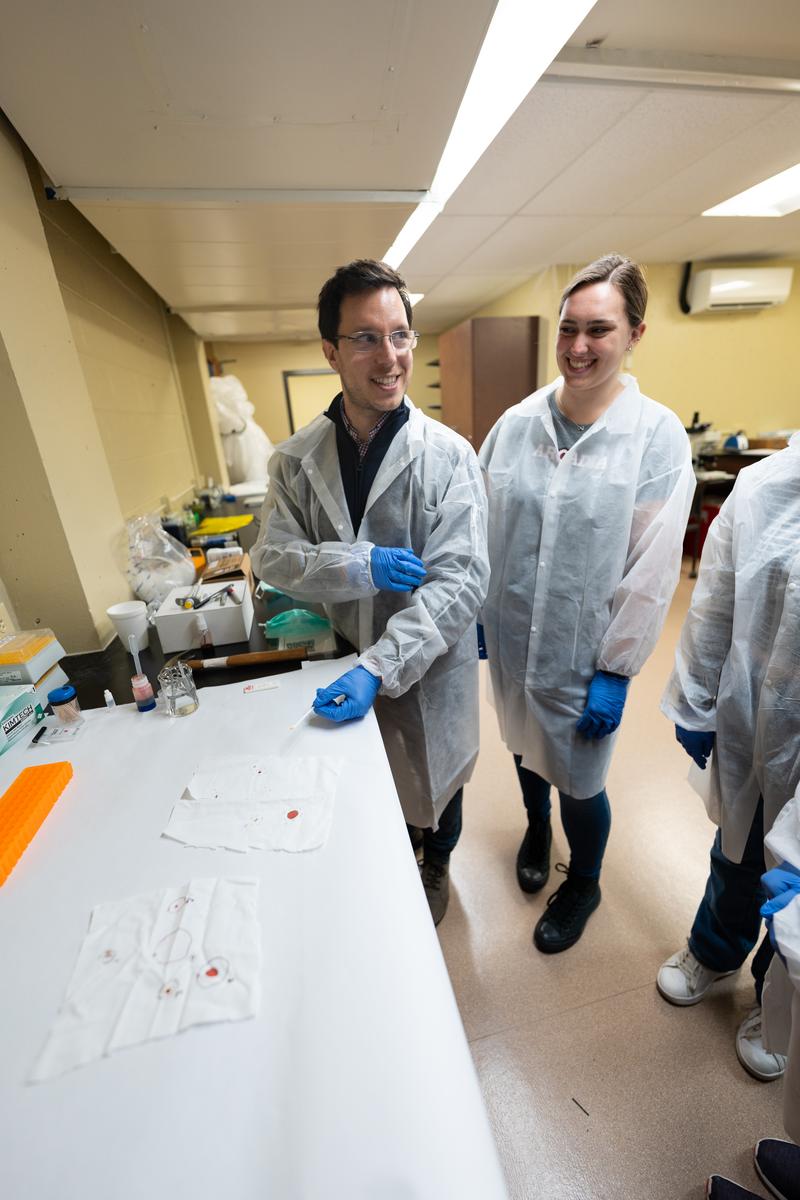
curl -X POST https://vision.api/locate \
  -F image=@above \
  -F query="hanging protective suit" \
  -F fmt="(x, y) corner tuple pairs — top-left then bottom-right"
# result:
(762, 785), (800, 1141)
(250, 399), (489, 828)
(210, 374), (275, 484)
(479, 374), (694, 799)
(661, 434), (800, 861)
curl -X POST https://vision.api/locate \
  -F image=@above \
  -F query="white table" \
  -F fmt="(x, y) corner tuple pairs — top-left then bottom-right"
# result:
(0, 659), (507, 1200)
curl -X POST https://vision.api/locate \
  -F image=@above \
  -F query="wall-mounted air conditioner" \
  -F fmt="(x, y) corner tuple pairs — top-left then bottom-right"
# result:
(687, 267), (793, 313)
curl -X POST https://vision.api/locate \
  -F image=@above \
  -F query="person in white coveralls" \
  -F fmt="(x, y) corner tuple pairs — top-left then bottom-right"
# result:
(659, 432), (800, 1086)
(479, 254), (694, 954)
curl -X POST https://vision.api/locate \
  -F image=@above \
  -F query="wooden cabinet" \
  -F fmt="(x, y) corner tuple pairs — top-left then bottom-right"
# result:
(438, 316), (540, 449)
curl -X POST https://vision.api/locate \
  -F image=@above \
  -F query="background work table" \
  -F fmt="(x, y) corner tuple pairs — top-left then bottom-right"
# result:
(0, 660), (507, 1200)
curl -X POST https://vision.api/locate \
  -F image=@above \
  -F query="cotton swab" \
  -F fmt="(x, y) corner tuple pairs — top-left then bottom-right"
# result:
(128, 634), (143, 676)
(289, 693), (346, 730)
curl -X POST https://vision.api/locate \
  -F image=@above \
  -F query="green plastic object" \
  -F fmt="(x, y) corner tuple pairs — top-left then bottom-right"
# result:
(263, 609), (332, 637)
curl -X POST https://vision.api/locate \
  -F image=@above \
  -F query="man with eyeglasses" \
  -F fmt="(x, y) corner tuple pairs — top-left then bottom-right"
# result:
(251, 259), (489, 923)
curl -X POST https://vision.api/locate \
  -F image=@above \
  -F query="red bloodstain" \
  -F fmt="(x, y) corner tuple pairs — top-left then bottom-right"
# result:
(286, 809), (299, 820)
(206, 967), (219, 978)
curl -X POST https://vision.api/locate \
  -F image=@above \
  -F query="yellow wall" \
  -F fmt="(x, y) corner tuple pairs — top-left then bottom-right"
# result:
(208, 334), (443, 443)
(0, 119), (126, 649)
(472, 259), (800, 435)
(35, 186), (199, 516)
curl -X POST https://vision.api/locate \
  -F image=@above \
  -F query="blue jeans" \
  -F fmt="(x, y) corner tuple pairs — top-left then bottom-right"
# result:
(513, 756), (611, 880)
(689, 797), (773, 1002)
(407, 788), (463, 863)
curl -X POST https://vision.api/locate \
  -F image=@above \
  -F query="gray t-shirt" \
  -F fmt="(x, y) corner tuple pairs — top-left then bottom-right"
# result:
(547, 391), (594, 459)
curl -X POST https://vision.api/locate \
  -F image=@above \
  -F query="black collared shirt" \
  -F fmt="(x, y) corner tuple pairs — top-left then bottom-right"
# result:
(325, 394), (410, 534)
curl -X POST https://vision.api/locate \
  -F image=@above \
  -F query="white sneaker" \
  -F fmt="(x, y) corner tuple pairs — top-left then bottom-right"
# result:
(736, 1006), (787, 1081)
(656, 945), (738, 1006)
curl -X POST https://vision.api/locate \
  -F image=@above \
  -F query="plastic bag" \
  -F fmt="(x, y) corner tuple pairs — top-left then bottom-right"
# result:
(210, 375), (275, 485)
(263, 609), (331, 637)
(125, 513), (196, 609)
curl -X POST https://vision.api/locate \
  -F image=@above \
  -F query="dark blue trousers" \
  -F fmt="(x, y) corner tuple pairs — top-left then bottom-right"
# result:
(407, 788), (463, 863)
(688, 797), (774, 1003)
(513, 756), (611, 880)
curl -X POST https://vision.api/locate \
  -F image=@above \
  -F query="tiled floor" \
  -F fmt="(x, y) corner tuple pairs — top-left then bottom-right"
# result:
(439, 567), (786, 1200)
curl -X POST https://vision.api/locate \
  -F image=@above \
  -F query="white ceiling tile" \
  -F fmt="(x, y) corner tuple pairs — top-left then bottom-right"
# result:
(552, 215), (693, 264)
(402, 215), (509, 275)
(422, 273), (530, 309)
(455, 216), (594, 273)
(0, 0), (496, 190)
(621, 97), (800, 217)
(6, 0), (800, 345)
(446, 80), (646, 216)
(182, 309), (319, 341)
(520, 88), (788, 217)
(73, 202), (415, 245)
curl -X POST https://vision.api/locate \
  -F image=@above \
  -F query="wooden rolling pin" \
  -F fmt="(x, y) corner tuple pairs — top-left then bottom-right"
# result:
(185, 648), (307, 670)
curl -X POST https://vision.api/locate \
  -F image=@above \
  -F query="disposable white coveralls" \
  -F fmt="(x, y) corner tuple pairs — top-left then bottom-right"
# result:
(210, 374), (275, 484)
(762, 785), (800, 1141)
(480, 374), (694, 799)
(250, 399), (489, 828)
(661, 434), (800, 861)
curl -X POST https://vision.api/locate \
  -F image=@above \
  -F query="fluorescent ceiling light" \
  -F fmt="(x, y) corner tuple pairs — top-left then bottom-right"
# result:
(408, 293), (425, 306)
(384, 0), (597, 268)
(703, 162), (800, 217)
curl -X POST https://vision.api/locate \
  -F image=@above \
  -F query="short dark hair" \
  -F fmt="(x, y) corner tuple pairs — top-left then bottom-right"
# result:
(560, 254), (648, 328)
(317, 259), (413, 342)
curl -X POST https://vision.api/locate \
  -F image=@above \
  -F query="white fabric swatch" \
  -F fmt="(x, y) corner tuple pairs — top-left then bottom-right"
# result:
(30, 877), (261, 1083)
(163, 754), (342, 852)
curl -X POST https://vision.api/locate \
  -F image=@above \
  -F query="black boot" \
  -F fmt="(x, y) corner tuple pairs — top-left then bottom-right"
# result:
(533, 864), (601, 953)
(516, 817), (552, 893)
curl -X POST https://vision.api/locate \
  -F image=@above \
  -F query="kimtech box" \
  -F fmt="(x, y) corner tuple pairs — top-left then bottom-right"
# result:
(0, 685), (45, 756)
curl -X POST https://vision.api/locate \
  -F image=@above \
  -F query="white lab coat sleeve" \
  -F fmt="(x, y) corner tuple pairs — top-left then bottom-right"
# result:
(765, 788), (800, 871)
(774, 895), (800, 991)
(250, 454), (378, 602)
(597, 419), (695, 677)
(660, 491), (736, 731)
(358, 448), (489, 696)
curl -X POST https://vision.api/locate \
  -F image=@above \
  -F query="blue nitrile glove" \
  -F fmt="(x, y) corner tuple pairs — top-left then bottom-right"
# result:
(370, 547), (426, 592)
(477, 623), (488, 660)
(760, 862), (800, 957)
(675, 726), (716, 770)
(576, 670), (630, 739)
(312, 665), (381, 723)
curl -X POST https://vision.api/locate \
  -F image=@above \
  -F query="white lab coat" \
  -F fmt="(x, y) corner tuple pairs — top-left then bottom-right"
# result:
(762, 785), (800, 1141)
(251, 399), (489, 828)
(480, 375), (694, 799)
(661, 434), (800, 861)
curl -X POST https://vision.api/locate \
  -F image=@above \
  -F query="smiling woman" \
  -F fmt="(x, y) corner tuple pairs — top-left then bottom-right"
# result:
(479, 252), (695, 956)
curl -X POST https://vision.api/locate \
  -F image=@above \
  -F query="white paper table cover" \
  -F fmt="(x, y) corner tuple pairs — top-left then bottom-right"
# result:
(0, 658), (507, 1199)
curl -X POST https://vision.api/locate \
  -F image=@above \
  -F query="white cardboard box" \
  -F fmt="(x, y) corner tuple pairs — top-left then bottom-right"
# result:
(154, 581), (254, 652)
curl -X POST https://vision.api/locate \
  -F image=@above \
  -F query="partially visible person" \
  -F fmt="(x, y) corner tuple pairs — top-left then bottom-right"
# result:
(706, 1137), (800, 1199)
(658, 433), (800, 1082)
(479, 253), (694, 953)
(761, 778), (800, 1139)
(251, 259), (489, 924)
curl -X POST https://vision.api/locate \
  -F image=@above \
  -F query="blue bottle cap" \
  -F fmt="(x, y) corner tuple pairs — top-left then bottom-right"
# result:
(48, 684), (76, 704)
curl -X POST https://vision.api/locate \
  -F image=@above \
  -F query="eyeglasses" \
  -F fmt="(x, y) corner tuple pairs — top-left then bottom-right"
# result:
(335, 330), (418, 353)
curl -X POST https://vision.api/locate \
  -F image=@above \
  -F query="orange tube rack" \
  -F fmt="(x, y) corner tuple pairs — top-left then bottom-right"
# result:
(0, 761), (74, 886)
